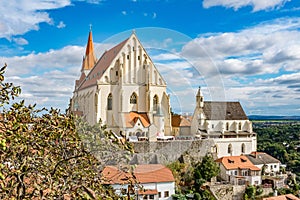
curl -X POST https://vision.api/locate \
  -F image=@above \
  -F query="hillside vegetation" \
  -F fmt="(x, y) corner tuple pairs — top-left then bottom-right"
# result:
(254, 121), (300, 180)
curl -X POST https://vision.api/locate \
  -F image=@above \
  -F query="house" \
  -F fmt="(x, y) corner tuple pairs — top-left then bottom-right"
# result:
(216, 155), (261, 185)
(102, 164), (175, 200)
(190, 87), (257, 157)
(70, 30), (172, 141)
(246, 152), (287, 188)
(262, 194), (300, 200)
(246, 152), (281, 175)
(171, 115), (191, 137)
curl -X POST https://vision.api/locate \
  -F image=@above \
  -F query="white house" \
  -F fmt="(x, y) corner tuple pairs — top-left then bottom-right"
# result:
(246, 152), (281, 175)
(190, 87), (257, 158)
(70, 31), (172, 141)
(216, 155), (261, 186)
(102, 164), (175, 200)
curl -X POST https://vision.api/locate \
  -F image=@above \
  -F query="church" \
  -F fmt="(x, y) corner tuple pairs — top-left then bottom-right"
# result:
(70, 30), (257, 157)
(70, 30), (172, 141)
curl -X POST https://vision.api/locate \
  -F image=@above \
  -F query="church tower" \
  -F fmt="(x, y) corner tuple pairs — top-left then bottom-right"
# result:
(196, 86), (204, 108)
(81, 29), (97, 75)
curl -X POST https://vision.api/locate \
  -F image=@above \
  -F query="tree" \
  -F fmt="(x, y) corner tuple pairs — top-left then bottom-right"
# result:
(0, 64), (133, 199)
(193, 154), (220, 192)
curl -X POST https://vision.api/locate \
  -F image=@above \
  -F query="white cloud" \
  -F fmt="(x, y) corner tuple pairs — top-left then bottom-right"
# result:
(202, 0), (290, 12)
(12, 37), (29, 45)
(121, 11), (127, 15)
(181, 17), (300, 77)
(0, 0), (71, 39)
(57, 21), (66, 29)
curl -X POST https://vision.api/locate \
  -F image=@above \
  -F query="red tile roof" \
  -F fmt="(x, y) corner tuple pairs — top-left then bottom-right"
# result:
(102, 164), (175, 185)
(123, 112), (150, 128)
(172, 115), (191, 127)
(263, 194), (300, 200)
(216, 156), (260, 171)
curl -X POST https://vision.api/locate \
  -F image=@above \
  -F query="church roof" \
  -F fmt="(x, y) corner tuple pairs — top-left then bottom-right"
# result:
(203, 101), (248, 120)
(216, 155), (260, 171)
(77, 37), (129, 90)
(123, 112), (150, 128)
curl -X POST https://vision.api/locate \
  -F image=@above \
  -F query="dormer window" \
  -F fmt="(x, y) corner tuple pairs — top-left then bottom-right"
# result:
(130, 93), (137, 104)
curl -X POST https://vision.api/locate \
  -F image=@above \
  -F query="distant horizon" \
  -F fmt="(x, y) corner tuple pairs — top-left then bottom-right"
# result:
(0, 1), (300, 116)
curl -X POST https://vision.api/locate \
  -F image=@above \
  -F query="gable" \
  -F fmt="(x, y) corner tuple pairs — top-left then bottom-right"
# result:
(77, 33), (166, 90)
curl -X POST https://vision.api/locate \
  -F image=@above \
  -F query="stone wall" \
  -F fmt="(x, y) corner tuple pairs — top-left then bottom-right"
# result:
(130, 139), (216, 165)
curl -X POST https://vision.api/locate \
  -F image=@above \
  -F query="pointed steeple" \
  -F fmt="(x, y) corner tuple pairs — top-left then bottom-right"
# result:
(81, 29), (97, 75)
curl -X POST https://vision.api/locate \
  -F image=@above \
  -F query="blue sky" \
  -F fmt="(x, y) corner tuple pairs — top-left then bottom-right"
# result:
(0, 0), (300, 116)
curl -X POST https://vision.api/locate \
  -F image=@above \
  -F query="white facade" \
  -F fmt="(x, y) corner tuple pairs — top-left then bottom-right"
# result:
(109, 182), (174, 200)
(191, 87), (257, 158)
(71, 32), (172, 140)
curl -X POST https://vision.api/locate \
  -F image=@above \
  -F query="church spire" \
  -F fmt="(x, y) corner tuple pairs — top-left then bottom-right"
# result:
(81, 28), (97, 74)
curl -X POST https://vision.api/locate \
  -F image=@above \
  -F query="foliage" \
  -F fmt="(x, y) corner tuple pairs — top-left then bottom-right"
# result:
(244, 185), (256, 200)
(0, 64), (132, 199)
(193, 154), (220, 192)
(254, 121), (300, 180)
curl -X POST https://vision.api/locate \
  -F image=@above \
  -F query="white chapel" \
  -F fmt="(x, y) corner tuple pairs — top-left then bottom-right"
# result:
(71, 31), (172, 140)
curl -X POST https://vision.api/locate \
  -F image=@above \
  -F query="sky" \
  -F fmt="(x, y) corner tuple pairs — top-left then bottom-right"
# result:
(0, 0), (300, 116)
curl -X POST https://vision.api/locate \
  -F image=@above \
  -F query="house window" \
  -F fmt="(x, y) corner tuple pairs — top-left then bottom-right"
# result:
(274, 165), (277, 168)
(149, 195), (154, 199)
(234, 171), (237, 175)
(228, 144), (232, 154)
(158, 192), (161, 198)
(153, 95), (159, 111)
(143, 195), (148, 199)
(130, 93), (137, 104)
(212, 124), (214, 129)
(116, 71), (118, 76)
(127, 55), (130, 59)
(107, 93), (112, 110)
(241, 143), (245, 153)
(164, 191), (169, 197)
(138, 56), (140, 60)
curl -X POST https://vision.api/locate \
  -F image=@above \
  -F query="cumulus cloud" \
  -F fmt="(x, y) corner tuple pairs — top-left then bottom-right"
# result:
(0, 0), (71, 39)
(202, 0), (290, 12)
(181, 17), (300, 77)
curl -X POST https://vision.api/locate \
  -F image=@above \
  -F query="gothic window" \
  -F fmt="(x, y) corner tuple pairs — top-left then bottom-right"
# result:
(130, 93), (137, 104)
(226, 122), (229, 131)
(228, 144), (232, 154)
(239, 122), (242, 130)
(107, 93), (112, 110)
(153, 95), (159, 111)
(95, 93), (98, 111)
(241, 143), (245, 153)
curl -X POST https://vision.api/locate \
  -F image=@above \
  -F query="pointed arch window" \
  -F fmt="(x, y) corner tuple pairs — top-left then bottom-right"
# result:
(153, 95), (159, 112)
(228, 144), (232, 154)
(241, 143), (245, 154)
(226, 122), (229, 131)
(130, 93), (137, 104)
(107, 93), (112, 110)
(239, 122), (242, 130)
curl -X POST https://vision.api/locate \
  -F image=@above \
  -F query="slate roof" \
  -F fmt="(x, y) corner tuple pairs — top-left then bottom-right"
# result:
(216, 156), (260, 171)
(203, 101), (248, 120)
(102, 164), (175, 185)
(246, 152), (281, 165)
